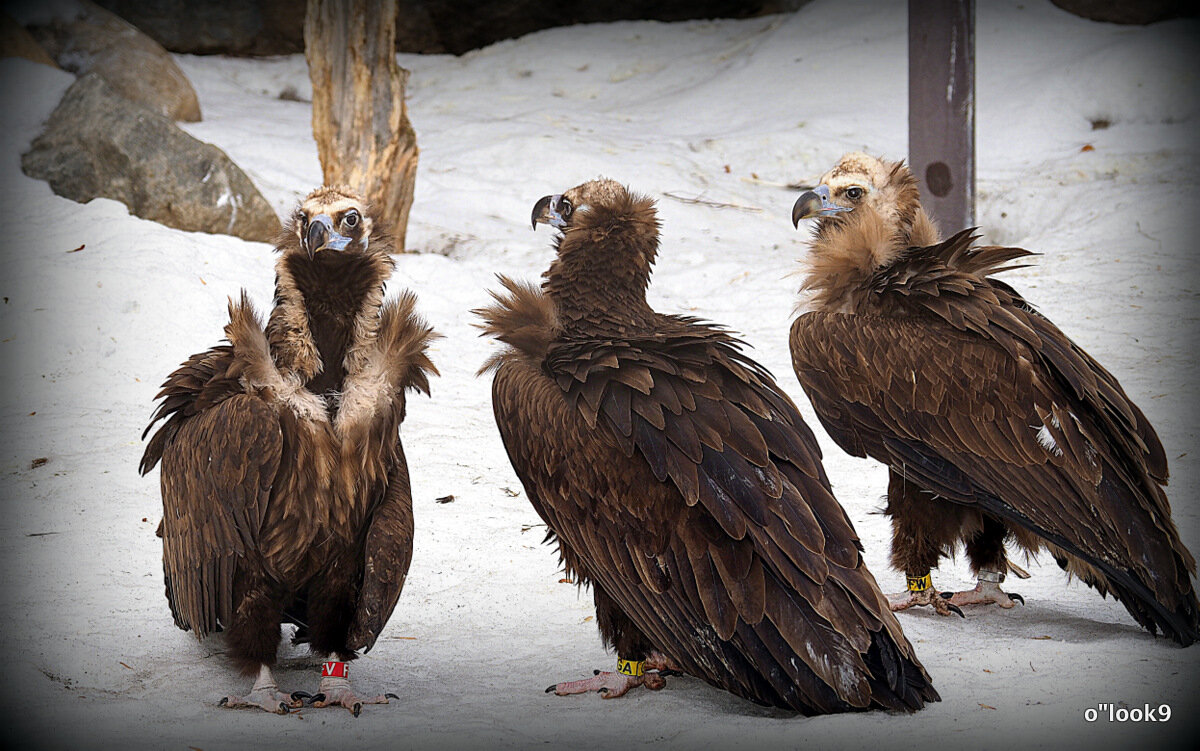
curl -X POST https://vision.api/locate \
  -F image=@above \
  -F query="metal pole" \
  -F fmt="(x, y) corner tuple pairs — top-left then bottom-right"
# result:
(909, 0), (975, 233)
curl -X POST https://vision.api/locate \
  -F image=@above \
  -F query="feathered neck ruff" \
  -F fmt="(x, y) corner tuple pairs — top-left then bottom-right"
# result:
(541, 190), (661, 336)
(267, 243), (396, 383)
(800, 204), (940, 314)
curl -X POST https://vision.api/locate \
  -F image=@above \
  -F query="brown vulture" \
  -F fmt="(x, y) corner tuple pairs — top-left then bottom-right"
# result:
(476, 178), (938, 713)
(788, 152), (1199, 645)
(139, 186), (438, 713)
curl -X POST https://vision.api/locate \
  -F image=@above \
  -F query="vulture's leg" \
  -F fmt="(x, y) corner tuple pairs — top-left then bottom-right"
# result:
(944, 514), (1024, 608)
(219, 581), (301, 713)
(218, 664), (300, 714)
(547, 585), (668, 698)
(301, 569), (395, 716)
(883, 471), (964, 618)
(644, 650), (685, 676)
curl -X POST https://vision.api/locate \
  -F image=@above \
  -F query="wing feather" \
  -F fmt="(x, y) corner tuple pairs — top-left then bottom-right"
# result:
(157, 394), (281, 638)
(490, 317), (937, 712)
(347, 440), (416, 652)
(791, 308), (1198, 644)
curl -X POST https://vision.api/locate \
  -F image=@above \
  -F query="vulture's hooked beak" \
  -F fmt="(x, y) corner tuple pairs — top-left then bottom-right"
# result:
(303, 213), (352, 258)
(792, 185), (851, 227)
(531, 194), (573, 230)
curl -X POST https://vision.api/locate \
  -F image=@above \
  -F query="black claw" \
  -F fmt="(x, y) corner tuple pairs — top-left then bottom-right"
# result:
(352, 703), (362, 718)
(948, 602), (966, 618)
(1009, 592), (1025, 605)
(545, 684), (558, 693)
(218, 697), (229, 707)
(939, 591), (953, 599)
(278, 702), (290, 714)
(657, 669), (682, 677)
(597, 688), (609, 696)
(311, 692), (326, 704)
(290, 691), (313, 703)
(593, 669), (601, 675)
(385, 692), (400, 700)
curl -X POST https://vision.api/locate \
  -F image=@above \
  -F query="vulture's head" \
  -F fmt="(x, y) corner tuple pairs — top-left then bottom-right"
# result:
(791, 152), (925, 243)
(789, 154), (941, 309)
(282, 186), (387, 261)
(530, 178), (628, 231)
(531, 178), (661, 299)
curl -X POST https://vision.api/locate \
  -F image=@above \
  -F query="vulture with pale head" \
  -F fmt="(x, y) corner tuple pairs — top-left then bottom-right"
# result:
(140, 186), (438, 713)
(789, 152), (1198, 645)
(477, 178), (938, 713)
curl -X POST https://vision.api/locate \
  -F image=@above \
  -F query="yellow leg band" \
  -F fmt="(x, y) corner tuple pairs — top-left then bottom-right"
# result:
(907, 573), (933, 592)
(616, 659), (644, 677)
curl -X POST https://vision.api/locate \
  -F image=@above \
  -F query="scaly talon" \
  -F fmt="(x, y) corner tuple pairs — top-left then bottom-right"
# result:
(306, 676), (392, 716)
(889, 583), (964, 617)
(549, 670), (648, 699)
(945, 578), (1024, 609)
(218, 666), (301, 714)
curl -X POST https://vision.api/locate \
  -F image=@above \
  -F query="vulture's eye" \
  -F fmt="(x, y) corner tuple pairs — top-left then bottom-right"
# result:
(344, 210), (360, 228)
(845, 187), (865, 201)
(557, 198), (573, 218)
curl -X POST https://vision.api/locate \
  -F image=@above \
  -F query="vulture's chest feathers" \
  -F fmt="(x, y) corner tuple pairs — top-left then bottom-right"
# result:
(286, 253), (380, 402)
(259, 253), (395, 573)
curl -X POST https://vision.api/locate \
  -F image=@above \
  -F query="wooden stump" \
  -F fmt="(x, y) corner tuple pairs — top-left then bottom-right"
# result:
(305, 0), (418, 250)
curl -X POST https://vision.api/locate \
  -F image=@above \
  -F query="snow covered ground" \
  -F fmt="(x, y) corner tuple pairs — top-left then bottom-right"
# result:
(1, 1), (1198, 748)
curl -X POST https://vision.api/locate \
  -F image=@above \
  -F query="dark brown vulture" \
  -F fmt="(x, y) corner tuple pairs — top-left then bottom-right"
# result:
(476, 178), (938, 713)
(789, 152), (1199, 645)
(140, 186), (437, 713)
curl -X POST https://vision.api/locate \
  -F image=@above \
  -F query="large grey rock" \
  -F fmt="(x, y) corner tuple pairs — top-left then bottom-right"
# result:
(22, 73), (279, 243)
(19, 0), (201, 121)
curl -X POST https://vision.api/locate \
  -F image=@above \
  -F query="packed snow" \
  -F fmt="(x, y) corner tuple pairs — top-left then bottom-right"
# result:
(1, 1), (1197, 748)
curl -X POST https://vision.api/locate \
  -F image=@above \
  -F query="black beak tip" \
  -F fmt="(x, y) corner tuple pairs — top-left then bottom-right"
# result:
(305, 218), (329, 255)
(792, 191), (821, 229)
(531, 195), (553, 230)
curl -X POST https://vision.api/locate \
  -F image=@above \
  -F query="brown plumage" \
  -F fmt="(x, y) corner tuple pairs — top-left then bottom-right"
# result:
(789, 152), (1198, 644)
(140, 186), (437, 712)
(477, 178), (938, 713)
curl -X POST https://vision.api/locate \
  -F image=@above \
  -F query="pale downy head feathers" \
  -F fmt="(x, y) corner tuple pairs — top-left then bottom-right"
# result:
(793, 153), (941, 312)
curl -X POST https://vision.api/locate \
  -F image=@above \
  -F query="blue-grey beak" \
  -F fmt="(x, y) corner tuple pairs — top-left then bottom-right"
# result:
(531, 194), (571, 230)
(792, 184), (851, 227)
(304, 213), (352, 257)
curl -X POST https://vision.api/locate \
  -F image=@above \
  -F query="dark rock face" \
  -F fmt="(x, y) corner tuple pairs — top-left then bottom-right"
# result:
(1050, 0), (1196, 24)
(94, 0), (305, 56)
(0, 12), (58, 67)
(399, 0), (800, 55)
(95, 0), (809, 56)
(24, 0), (201, 121)
(22, 73), (279, 242)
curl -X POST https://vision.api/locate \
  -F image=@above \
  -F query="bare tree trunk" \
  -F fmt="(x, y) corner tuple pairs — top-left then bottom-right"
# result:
(305, 0), (418, 250)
